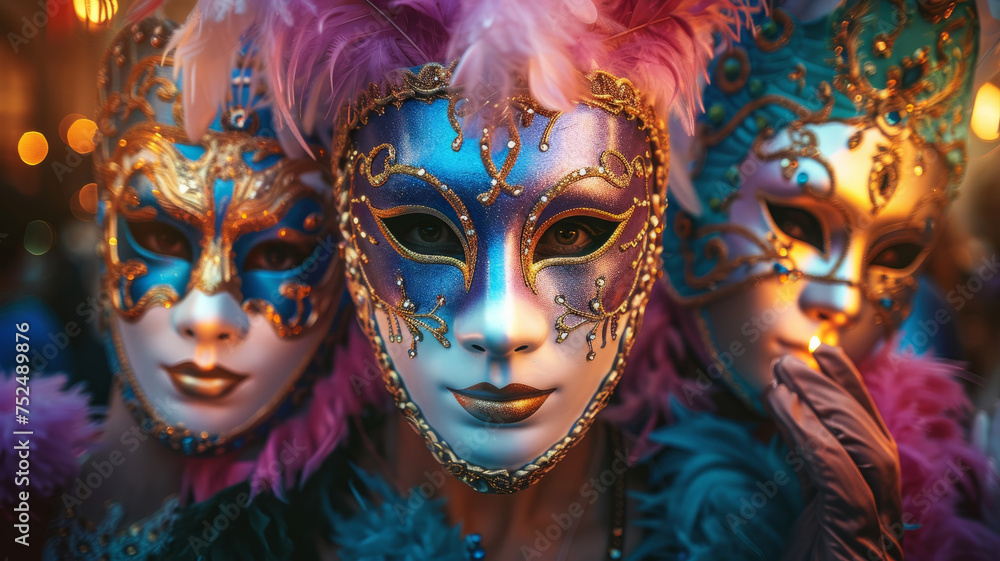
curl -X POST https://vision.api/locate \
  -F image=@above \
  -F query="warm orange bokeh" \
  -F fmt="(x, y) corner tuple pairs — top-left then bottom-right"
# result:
(67, 118), (98, 154)
(18, 131), (48, 165)
(73, 0), (118, 25)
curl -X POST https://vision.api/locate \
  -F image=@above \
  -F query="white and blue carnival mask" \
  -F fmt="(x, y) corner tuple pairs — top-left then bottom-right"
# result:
(338, 64), (665, 492)
(95, 18), (343, 455)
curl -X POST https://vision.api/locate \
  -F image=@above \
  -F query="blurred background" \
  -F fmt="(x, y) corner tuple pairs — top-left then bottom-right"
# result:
(2, 0), (1000, 411)
(0, 0), (195, 404)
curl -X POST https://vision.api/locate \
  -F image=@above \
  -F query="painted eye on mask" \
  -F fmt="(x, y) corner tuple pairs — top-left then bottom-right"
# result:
(368, 203), (474, 288)
(870, 242), (923, 270)
(381, 212), (465, 260)
(534, 216), (617, 261)
(765, 201), (826, 253)
(244, 240), (315, 271)
(129, 220), (193, 261)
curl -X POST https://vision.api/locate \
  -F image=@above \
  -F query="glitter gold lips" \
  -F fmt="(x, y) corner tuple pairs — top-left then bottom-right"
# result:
(165, 362), (248, 399)
(448, 382), (555, 424)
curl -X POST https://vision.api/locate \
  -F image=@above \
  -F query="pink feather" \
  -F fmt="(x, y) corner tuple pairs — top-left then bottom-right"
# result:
(447, 0), (591, 113)
(610, 285), (1000, 557)
(269, 0), (451, 135)
(166, 1), (261, 141)
(603, 280), (718, 460)
(590, 0), (754, 132)
(858, 343), (1000, 561)
(158, 0), (752, 150)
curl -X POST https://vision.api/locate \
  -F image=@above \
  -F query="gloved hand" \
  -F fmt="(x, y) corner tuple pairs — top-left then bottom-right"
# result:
(765, 344), (902, 561)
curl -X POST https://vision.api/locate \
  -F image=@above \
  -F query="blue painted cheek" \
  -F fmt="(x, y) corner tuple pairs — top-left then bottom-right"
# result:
(233, 198), (336, 323)
(116, 215), (193, 307)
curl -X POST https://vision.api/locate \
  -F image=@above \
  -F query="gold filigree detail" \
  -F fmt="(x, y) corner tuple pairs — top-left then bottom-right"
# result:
(754, 8), (795, 53)
(97, 54), (184, 140)
(751, 125), (837, 199)
(832, 0), (975, 193)
(527, 206), (638, 290)
(554, 277), (627, 362)
(520, 150), (647, 292)
(99, 119), (335, 336)
(702, 84), (835, 148)
(353, 143), (478, 289)
(365, 202), (473, 288)
(868, 144), (901, 214)
(511, 99), (562, 152)
(374, 272), (450, 359)
(475, 113), (525, 204)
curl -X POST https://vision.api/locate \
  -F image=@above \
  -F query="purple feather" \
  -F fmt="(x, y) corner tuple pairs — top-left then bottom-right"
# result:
(0, 374), (100, 507)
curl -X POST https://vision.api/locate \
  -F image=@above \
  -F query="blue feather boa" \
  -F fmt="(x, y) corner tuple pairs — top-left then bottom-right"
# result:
(629, 400), (803, 560)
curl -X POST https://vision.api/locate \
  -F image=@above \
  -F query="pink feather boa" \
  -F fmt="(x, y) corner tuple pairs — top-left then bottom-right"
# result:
(180, 322), (390, 502)
(610, 282), (1000, 558)
(858, 345), (1000, 559)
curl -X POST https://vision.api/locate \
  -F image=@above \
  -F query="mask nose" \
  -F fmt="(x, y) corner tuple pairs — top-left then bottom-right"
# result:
(798, 239), (866, 329)
(797, 280), (863, 328)
(454, 252), (549, 357)
(455, 295), (549, 357)
(171, 290), (250, 345)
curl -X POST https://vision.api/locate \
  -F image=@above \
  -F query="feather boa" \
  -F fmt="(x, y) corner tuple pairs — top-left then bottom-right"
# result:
(608, 282), (1000, 559)
(631, 403), (802, 560)
(180, 322), (389, 502)
(323, 467), (468, 561)
(604, 281), (717, 459)
(0, 373), (99, 508)
(156, 481), (297, 561)
(857, 345), (1000, 560)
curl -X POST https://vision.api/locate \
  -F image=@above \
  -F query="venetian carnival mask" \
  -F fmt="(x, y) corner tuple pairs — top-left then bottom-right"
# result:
(95, 18), (342, 454)
(663, 0), (978, 407)
(338, 64), (665, 492)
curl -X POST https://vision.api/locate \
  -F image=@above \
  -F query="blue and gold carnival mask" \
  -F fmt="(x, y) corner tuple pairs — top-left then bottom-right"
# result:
(337, 64), (666, 492)
(95, 18), (342, 454)
(662, 0), (978, 407)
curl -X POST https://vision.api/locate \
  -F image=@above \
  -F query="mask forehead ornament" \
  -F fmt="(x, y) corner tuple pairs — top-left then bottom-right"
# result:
(337, 63), (666, 492)
(95, 18), (340, 454)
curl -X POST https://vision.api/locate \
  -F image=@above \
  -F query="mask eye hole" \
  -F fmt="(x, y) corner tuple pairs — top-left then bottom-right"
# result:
(244, 240), (314, 271)
(128, 220), (193, 261)
(381, 213), (465, 260)
(533, 216), (618, 263)
(764, 200), (826, 253)
(870, 242), (923, 270)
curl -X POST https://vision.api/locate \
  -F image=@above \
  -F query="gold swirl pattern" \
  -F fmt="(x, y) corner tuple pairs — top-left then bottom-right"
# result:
(376, 272), (450, 359)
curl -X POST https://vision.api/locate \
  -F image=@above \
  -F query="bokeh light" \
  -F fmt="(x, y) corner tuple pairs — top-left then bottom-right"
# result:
(73, 0), (118, 25)
(972, 82), (1000, 141)
(24, 220), (55, 256)
(59, 113), (86, 144)
(67, 118), (98, 154)
(79, 183), (98, 214)
(18, 131), (48, 165)
(71, 183), (99, 222)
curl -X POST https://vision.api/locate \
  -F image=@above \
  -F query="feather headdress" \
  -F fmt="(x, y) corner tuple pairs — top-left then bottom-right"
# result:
(132, 0), (753, 144)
